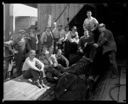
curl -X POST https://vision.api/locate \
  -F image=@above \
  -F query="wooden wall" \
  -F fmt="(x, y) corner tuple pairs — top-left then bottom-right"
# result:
(38, 4), (84, 32)
(4, 4), (14, 41)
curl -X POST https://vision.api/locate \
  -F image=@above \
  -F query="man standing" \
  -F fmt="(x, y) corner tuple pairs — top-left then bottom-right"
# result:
(52, 24), (65, 52)
(93, 23), (118, 78)
(28, 28), (38, 52)
(40, 26), (54, 52)
(83, 10), (99, 44)
(83, 10), (99, 32)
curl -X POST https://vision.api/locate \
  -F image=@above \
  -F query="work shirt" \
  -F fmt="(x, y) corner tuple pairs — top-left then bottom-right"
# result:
(97, 29), (117, 54)
(66, 31), (79, 44)
(49, 54), (58, 67)
(56, 54), (69, 67)
(22, 57), (44, 71)
(40, 31), (54, 48)
(79, 35), (94, 50)
(52, 28), (60, 40)
(83, 16), (98, 31)
(28, 36), (37, 50)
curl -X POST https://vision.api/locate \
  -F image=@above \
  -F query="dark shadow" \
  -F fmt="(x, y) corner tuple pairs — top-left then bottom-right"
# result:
(12, 75), (34, 85)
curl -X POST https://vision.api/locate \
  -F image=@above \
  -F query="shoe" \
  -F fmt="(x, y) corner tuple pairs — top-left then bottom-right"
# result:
(35, 80), (42, 88)
(40, 79), (48, 88)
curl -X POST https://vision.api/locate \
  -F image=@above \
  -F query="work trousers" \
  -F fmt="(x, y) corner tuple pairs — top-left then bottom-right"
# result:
(23, 68), (43, 81)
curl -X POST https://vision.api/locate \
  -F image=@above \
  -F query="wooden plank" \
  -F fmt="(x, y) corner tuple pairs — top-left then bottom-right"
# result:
(4, 75), (50, 101)
(119, 86), (126, 103)
(120, 67), (126, 85)
(119, 67), (126, 102)
(91, 70), (119, 101)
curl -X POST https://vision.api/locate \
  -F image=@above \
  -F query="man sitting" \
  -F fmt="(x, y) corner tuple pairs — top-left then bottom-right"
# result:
(22, 50), (47, 88)
(55, 49), (69, 68)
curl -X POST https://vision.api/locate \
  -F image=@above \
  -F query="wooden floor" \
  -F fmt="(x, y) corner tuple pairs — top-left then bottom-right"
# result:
(90, 67), (126, 103)
(3, 67), (126, 102)
(3, 75), (50, 101)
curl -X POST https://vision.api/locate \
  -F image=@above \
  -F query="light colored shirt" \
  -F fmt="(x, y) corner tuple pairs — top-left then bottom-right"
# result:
(59, 29), (66, 39)
(49, 54), (58, 67)
(64, 31), (71, 41)
(22, 57), (44, 71)
(83, 16), (98, 31)
(52, 28), (60, 39)
(67, 31), (79, 43)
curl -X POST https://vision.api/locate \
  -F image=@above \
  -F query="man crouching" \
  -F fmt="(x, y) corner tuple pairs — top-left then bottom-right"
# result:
(22, 50), (47, 88)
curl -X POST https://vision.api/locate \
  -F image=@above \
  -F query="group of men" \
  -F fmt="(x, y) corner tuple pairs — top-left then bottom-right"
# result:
(4, 10), (118, 89)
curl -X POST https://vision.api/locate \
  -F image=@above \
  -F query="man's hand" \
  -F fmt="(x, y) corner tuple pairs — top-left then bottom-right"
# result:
(63, 71), (69, 75)
(84, 42), (88, 47)
(79, 48), (83, 53)
(93, 43), (99, 48)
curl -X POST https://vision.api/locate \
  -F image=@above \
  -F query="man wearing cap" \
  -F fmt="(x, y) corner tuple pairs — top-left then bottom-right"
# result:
(93, 23), (118, 78)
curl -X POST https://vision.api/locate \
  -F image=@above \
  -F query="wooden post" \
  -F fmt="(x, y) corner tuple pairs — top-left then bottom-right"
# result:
(3, 3), (10, 41)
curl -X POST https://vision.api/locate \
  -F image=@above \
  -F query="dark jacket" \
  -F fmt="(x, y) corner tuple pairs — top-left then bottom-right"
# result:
(97, 29), (117, 54)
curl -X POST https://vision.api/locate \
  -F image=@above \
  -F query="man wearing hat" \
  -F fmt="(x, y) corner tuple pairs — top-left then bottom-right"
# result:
(93, 23), (118, 78)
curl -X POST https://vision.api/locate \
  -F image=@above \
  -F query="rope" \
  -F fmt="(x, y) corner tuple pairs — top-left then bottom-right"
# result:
(55, 4), (69, 23)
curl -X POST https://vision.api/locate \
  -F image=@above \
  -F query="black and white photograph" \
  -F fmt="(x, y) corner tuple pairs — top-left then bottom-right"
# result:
(3, 2), (127, 102)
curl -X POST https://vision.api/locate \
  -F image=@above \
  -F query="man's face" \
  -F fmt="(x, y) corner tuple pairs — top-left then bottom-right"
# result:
(29, 51), (36, 59)
(46, 27), (51, 32)
(87, 11), (92, 18)
(84, 30), (89, 38)
(65, 27), (69, 31)
(58, 26), (62, 31)
(98, 27), (104, 32)
(57, 50), (62, 56)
